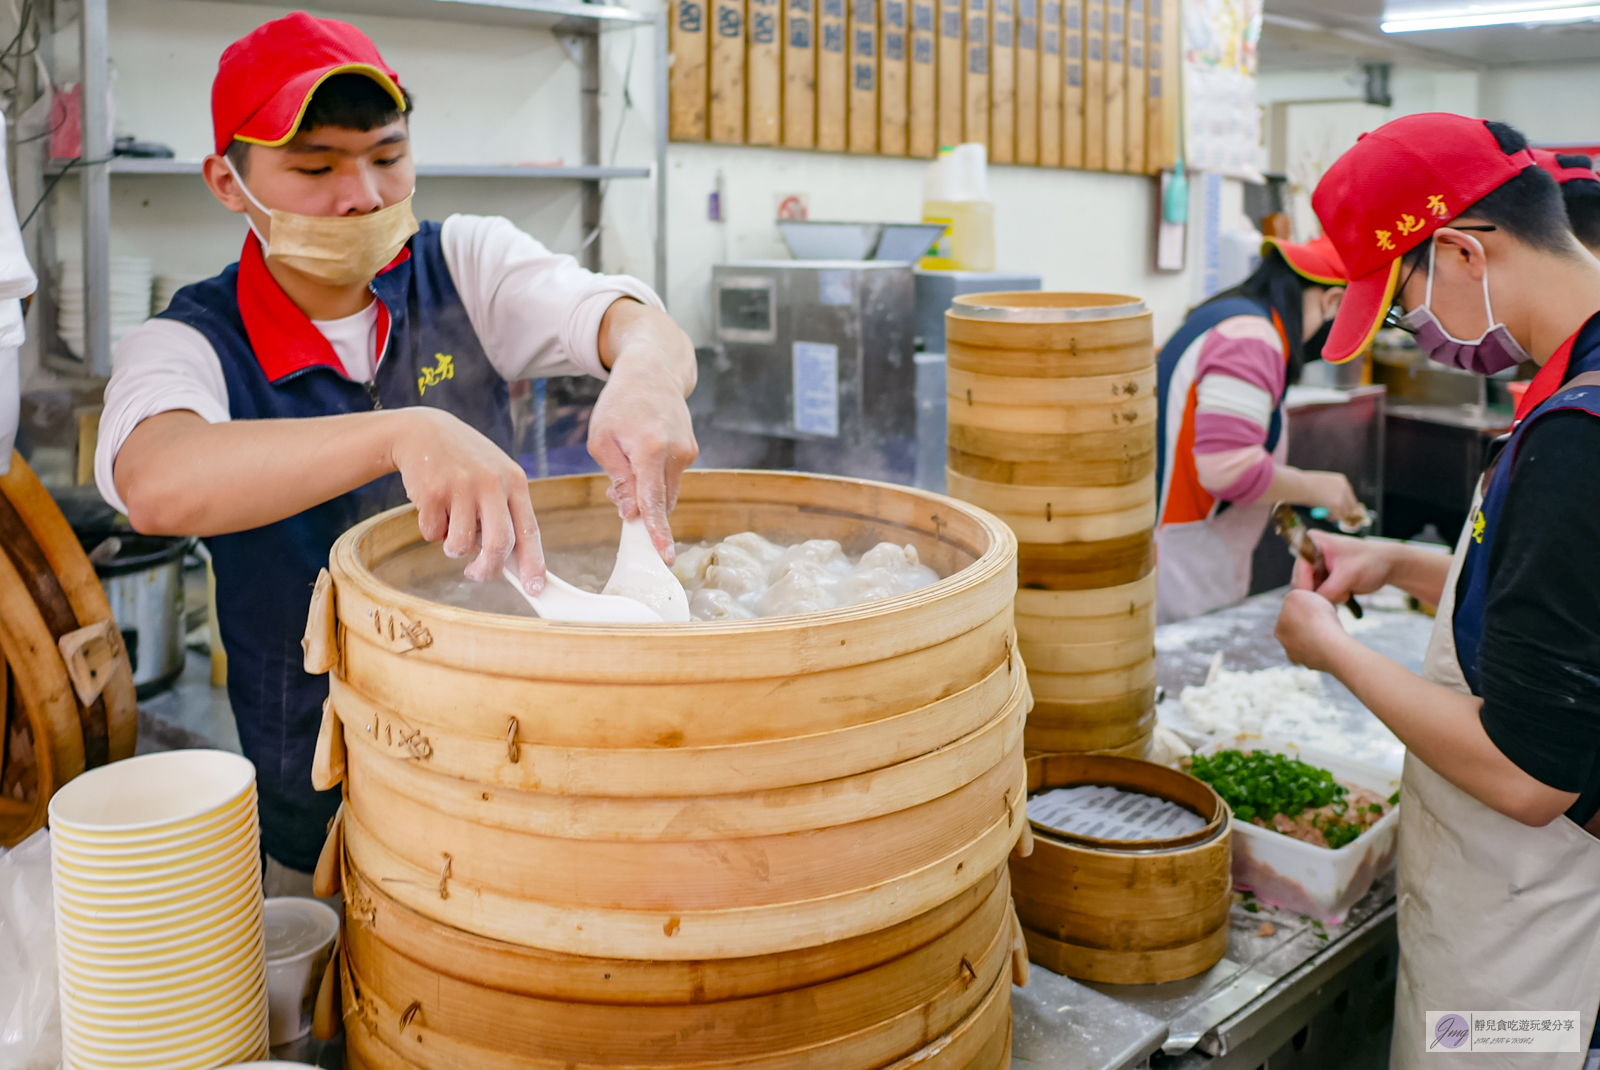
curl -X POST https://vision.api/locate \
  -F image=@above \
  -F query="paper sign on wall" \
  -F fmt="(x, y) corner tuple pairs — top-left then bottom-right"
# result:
(792, 342), (840, 437)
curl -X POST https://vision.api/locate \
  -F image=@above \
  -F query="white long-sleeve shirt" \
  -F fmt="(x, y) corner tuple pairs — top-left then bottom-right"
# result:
(94, 214), (660, 513)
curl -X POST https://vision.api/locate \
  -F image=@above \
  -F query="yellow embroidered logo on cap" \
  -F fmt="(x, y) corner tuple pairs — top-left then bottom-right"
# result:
(1376, 229), (1395, 251)
(1427, 194), (1448, 217)
(418, 353), (455, 396)
(1472, 510), (1486, 544)
(1396, 213), (1424, 236)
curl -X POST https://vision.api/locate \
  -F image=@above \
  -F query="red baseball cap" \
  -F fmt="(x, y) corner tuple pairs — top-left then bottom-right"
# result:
(211, 12), (405, 156)
(1532, 147), (1600, 186)
(1312, 113), (1535, 364)
(1262, 234), (1349, 287)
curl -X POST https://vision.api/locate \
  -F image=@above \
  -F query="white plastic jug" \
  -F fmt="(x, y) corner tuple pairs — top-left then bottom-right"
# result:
(920, 144), (996, 273)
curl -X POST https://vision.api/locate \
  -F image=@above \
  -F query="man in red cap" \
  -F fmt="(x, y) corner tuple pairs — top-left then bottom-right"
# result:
(1152, 232), (1359, 623)
(1274, 114), (1600, 1067)
(92, 14), (699, 890)
(1534, 148), (1600, 258)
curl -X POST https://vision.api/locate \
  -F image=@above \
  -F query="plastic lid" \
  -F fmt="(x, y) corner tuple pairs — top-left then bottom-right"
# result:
(263, 898), (339, 962)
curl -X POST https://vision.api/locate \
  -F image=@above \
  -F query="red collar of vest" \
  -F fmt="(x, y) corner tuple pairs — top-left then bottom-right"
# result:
(1513, 330), (1580, 425)
(236, 233), (408, 383)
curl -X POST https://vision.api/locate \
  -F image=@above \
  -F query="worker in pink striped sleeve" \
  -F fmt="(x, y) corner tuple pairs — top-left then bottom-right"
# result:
(1154, 236), (1364, 623)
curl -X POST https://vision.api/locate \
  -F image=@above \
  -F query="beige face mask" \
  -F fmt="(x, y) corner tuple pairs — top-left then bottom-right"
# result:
(226, 158), (418, 286)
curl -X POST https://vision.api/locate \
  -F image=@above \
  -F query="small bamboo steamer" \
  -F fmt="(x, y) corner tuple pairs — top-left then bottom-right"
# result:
(1010, 754), (1232, 985)
(1016, 535), (1153, 592)
(1025, 693), (1156, 753)
(945, 471), (1155, 520)
(946, 366), (1155, 407)
(945, 292), (1153, 380)
(943, 475), (1154, 545)
(947, 392), (1157, 436)
(945, 424), (1156, 477)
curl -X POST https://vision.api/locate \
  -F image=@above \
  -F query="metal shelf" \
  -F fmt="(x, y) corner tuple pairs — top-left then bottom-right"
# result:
(52, 158), (653, 180)
(205, 0), (655, 31)
(36, 0), (670, 378)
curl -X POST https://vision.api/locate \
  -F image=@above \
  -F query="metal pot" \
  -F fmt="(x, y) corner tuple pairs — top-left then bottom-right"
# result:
(91, 534), (191, 698)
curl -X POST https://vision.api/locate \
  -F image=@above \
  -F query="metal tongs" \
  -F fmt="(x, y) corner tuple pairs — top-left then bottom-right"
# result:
(1272, 503), (1363, 620)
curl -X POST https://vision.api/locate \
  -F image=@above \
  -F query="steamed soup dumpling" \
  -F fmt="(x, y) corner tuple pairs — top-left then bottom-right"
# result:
(756, 558), (841, 617)
(690, 587), (755, 620)
(857, 543), (940, 594)
(703, 543), (770, 602)
(670, 543), (715, 587)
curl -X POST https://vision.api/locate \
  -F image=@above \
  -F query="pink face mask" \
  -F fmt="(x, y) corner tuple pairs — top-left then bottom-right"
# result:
(1396, 235), (1529, 376)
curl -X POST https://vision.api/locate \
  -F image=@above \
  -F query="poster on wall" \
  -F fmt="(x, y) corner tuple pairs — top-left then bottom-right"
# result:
(1182, 0), (1262, 181)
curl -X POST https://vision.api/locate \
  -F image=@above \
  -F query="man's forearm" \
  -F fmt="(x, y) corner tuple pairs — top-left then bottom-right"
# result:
(1381, 542), (1454, 606)
(1323, 635), (1576, 824)
(597, 299), (696, 395)
(114, 409), (404, 536)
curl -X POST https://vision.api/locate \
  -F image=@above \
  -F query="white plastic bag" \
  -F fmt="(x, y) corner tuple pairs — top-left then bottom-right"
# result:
(0, 828), (59, 1070)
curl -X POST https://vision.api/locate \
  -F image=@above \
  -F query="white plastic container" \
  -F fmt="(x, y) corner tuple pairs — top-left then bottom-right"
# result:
(919, 144), (995, 272)
(1193, 735), (1401, 924)
(263, 898), (340, 1046)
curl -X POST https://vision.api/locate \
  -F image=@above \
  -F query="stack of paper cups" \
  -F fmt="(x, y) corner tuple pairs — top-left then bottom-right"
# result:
(48, 750), (269, 1069)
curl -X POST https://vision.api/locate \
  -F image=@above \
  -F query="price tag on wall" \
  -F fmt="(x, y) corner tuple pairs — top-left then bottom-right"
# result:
(793, 342), (841, 437)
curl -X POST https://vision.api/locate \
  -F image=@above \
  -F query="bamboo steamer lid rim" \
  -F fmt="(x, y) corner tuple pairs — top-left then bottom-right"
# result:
(333, 470), (1016, 639)
(949, 292), (1149, 323)
(1025, 753), (1229, 854)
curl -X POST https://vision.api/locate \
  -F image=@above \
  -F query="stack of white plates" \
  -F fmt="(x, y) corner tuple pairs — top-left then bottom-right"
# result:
(152, 274), (207, 316)
(57, 257), (154, 357)
(48, 750), (269, 1069)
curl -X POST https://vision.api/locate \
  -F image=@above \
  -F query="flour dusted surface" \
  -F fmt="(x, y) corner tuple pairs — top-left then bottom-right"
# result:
(1178, 654), (1404, 766)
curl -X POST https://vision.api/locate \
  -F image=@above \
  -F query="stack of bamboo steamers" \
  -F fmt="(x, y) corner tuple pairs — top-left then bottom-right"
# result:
(944, 293), (1158, 759)
(0, 454), (138, 849)
(304, 472), (1030, 1070)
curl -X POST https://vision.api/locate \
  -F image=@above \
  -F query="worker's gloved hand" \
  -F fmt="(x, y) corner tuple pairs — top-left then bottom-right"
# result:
(1293, 529), (1391, 605)
(391, 407), (546, 591)
(1275, 589), (1351, 672)
(588, 304), (700, 564)
(1301, 470), (1361, 523)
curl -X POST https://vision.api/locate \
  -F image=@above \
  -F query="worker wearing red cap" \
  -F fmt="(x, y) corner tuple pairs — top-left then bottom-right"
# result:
(1153, 234), (1360, 623)
(1274, 114), (1600, 1068)
(1534, 148), (1600, 258)
(92, 14), (698, 889)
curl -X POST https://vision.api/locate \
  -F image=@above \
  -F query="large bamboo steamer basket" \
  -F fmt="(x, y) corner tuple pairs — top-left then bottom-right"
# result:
(0, 454), (137, 845)
(340, 737), (1025, 914)
(337, 853), (1013, 1068)
(316, 471), (1026, 962)
(343, 856), (1008, 1006)
(1010, 754), (1232, 985)
(341, 964), (1013, 1070)
(337, 669), (1026, 840)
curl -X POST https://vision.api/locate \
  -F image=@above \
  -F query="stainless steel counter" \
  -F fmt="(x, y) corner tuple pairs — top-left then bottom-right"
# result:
(1013, 588), (1440, 1070)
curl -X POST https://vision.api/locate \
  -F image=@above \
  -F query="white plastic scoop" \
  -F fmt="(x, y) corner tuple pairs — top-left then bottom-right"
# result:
(502, 567), (665, 624)
(602, 518), (692, 623)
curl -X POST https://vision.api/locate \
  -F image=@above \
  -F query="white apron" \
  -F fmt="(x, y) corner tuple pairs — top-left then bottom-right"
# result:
(1155, 432), (1288, 625)
(1391, 486), (1600, 1070)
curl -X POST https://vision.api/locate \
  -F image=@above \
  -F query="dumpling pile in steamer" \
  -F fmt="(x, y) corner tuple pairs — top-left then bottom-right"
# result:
(671, 533), (942, 620)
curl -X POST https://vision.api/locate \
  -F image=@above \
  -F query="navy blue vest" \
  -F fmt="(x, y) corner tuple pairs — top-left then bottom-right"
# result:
(1452, 314), (1600, 695)
(1154, 297), (1286, 515)
(159, 223), (511, 870)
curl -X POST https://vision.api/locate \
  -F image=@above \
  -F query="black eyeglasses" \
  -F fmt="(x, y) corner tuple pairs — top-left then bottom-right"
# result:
(1382, 224), (1498, 333)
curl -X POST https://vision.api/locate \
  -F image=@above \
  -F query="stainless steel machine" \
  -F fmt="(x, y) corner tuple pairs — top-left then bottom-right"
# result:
(710, 261), (916, 483)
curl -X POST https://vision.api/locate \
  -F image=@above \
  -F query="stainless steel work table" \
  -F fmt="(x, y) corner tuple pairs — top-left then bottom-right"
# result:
(1012, 586), (1440, 1070)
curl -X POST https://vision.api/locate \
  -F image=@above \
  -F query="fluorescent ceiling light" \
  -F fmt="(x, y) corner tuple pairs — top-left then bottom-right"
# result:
(1382, 3), (1600, 31)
